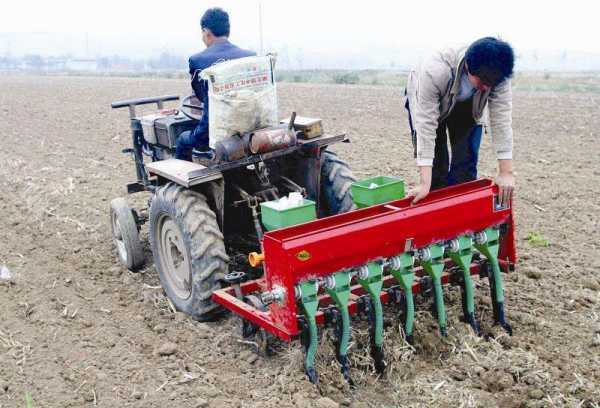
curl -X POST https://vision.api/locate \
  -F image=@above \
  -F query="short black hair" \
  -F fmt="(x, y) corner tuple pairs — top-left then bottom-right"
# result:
(201, 8), (230, 37)
(465, 37), (514, 86)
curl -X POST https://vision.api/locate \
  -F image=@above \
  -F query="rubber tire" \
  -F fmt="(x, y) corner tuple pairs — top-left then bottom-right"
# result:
(149, 183), (229, 321)
(320, 150), (357, 216)
(110, 198), (145, 271)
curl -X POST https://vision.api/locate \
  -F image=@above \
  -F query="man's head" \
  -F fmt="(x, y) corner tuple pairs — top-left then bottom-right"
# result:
(201, 8), (230, 47)
(465, 37), (514, 92)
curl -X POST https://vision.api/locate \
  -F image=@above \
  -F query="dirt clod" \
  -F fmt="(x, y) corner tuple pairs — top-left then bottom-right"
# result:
(196, 323), (214, 338)
(174, 312), (187, 322)
(484, 370), (514, 392)
(524, 375), (539, 386)
(239, 350), (258, 364)
(153, 324), (167, 334)
(524, 267), (542, 280)
(340, 398), (352, 407)
(294, 393), (313, 408)
(203, 387), (220, 398)
(155, 342), (178, 356)
(528, 389), (544, 400)
(196, 398), (209, 408)
(450, 370), (467, 381)
(583, 279), (600, 291)
(315, 397), (340, 408)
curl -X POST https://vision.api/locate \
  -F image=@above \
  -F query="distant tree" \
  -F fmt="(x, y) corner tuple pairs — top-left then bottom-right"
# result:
(332, 72), (360, 85)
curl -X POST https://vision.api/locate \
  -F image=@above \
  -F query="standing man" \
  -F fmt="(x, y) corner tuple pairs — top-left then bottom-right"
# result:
(404, 37), (515, 206)
(176, 7), (255, 160)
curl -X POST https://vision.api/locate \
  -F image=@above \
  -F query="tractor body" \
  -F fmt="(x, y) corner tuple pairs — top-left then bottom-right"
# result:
(110, 94), (356, 320)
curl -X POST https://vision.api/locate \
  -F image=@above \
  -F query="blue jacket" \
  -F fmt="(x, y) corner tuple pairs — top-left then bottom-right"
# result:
(188, 40), (256, 147)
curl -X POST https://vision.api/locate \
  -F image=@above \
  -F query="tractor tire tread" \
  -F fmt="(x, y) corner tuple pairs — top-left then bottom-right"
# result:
(150, 183), (229, 321)
(321, 150), (357, 216)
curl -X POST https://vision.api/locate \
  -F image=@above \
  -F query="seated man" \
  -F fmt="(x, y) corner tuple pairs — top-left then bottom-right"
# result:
(175, 7), (255, 160)
(404, 37), (515, 206)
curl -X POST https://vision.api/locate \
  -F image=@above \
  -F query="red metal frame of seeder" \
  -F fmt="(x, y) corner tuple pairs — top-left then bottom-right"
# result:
(213, 178), (516, 342)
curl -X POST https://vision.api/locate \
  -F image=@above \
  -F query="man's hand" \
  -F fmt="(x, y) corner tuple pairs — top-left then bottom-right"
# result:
(410, 166), (432, 204)
(411, 183), (431, 204)
(495, 159), (515, 207)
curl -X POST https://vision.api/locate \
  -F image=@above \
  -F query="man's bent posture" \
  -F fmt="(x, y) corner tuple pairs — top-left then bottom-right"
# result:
(404, 37), (515, 206)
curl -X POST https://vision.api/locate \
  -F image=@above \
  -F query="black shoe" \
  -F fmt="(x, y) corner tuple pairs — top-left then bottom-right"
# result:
(192, 147), (215, 161)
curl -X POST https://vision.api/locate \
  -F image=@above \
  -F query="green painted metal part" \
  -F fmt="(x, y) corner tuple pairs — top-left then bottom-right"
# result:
(357, 262), (386, 372)
(473, 228), (503, 303)
(447, 235), (481, 334)
(420, 244), (448, 336)
(389, 253), (416, 342)
(324, 270), (354, 383)
(473, 227), (512, 334)
(298, 280), (319, 383)
(357, 262), (384, 346)
(447, 236), (475, 315)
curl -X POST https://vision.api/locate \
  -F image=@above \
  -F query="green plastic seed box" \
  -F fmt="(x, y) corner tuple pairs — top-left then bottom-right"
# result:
(351, 176), (405, 208)
(260, 199), (317, 231)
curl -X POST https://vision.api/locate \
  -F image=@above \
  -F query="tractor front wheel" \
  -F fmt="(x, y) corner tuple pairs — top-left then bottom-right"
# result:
(110, 198), (144, 271)
(149, 183), (229, 321)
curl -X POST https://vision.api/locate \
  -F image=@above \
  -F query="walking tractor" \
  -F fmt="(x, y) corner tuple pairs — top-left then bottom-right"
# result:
(109, 56), (516, 385)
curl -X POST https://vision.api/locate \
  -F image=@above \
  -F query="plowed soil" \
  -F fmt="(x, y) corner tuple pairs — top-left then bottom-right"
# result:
(1, 75), (599, 407)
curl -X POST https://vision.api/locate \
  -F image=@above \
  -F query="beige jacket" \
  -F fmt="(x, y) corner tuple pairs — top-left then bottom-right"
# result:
(405, 47), (513, 166)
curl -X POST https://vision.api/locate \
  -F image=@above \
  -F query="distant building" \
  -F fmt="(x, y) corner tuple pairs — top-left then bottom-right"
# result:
(65, 59), (98, 71)
(46, 57), (67, 71)
(0, 57), (18, 71)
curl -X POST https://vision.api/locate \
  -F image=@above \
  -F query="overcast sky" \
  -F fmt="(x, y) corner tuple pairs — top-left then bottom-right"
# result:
(2, 0), (600, 68)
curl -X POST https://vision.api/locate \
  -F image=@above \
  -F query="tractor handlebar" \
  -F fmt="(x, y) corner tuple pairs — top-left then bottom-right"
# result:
(111, 95), (180, 119)
(111, 95), (179, 109)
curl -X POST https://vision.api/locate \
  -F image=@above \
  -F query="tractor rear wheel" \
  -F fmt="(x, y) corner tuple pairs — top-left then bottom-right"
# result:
(110, 198), (144, 271)
(320, 150), (356, 216)
(149, 183), (229, 321)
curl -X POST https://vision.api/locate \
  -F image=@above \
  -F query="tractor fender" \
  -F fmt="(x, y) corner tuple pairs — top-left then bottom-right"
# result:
(145, 159), (225, 230)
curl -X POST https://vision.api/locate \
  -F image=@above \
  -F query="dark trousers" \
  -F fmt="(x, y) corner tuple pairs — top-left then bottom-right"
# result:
(175, 130), (197, 161)
(175, 122), (209, 160)
(406, 98), (482, 190)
